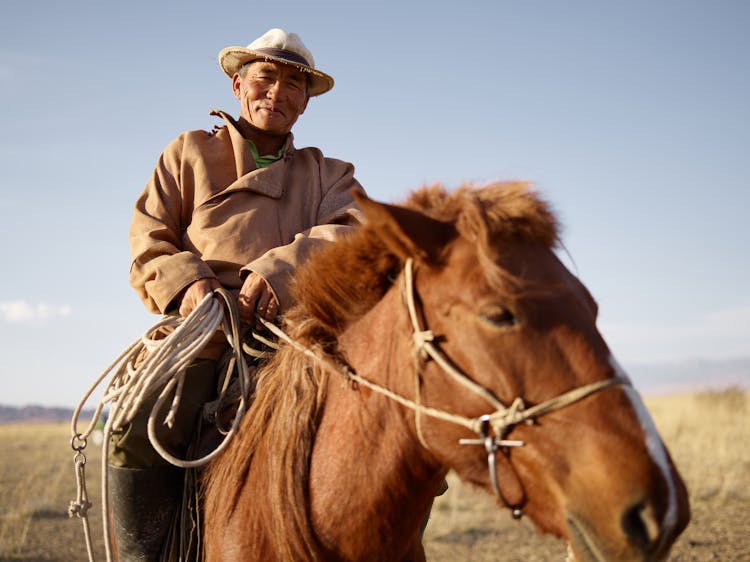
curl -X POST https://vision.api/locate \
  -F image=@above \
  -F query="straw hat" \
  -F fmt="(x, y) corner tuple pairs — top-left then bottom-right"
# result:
(218, 28), (334, 96)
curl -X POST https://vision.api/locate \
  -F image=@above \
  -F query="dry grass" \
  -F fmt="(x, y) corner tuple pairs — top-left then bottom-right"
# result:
(649, 388), (748, 503)
(1, 389), (748, 561)
(0, 422), (104, 561)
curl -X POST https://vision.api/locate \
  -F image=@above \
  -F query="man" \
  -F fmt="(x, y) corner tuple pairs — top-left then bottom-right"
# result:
(110, 28), (363, 561)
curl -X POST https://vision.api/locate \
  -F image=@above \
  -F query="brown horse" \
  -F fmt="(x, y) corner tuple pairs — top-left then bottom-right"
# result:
(201, 183), (690, 562)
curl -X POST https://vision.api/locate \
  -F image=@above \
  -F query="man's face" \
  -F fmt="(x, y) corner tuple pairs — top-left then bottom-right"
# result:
(232, 61), (309, 136)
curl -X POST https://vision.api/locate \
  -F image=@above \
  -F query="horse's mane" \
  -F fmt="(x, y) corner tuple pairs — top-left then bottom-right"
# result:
(294, 181), (559, 338)
(202, 182), (558, 560)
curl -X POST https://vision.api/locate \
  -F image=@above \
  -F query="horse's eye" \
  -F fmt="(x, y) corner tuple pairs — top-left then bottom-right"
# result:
(480, 305), (516, 328)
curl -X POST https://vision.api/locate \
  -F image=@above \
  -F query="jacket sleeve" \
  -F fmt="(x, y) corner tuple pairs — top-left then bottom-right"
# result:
(129, 135), (216, 314)
(242, 159), (364, 311)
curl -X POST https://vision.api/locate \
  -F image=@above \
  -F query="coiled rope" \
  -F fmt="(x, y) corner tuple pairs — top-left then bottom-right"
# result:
(68, 288), (249, 562)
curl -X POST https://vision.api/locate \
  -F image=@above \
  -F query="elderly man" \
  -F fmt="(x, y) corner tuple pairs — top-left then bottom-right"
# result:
(110, 28), (363, 561)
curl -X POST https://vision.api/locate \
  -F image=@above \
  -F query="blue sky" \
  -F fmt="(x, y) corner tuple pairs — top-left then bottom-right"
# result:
(1, 1), (748, 406)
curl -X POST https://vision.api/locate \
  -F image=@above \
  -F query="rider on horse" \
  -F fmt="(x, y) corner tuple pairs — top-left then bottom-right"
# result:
(111, 28), (363, 560)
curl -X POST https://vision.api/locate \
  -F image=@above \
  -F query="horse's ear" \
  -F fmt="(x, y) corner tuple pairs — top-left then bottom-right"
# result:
(353, 190), (456, 263)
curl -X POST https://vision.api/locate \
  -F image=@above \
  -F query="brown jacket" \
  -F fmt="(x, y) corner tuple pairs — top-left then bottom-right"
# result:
(129, 109), (363, 317)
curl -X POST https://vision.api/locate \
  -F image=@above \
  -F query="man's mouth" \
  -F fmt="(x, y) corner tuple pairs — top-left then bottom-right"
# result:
(259, 106), (284, 117)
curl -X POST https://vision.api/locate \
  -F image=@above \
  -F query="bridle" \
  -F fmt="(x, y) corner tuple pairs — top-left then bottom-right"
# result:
(401, 258), (629, 517)
(261, 258), (629, 519)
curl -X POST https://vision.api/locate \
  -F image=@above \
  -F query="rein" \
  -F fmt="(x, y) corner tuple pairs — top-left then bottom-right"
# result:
(261, 258), (628, 518)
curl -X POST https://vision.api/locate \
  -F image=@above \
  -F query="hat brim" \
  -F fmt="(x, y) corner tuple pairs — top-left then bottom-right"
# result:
(218, 46), (334, 97)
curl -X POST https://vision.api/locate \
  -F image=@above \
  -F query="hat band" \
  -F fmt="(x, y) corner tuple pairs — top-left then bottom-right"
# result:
(254, 48), (311, 68)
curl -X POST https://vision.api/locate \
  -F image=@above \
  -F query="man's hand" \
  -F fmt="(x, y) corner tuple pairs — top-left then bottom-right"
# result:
(179, 278), (221, 318)
(239, 272), (279, 328)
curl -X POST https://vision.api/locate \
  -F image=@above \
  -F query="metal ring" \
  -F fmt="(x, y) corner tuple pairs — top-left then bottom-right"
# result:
(70, 434), (87, 452)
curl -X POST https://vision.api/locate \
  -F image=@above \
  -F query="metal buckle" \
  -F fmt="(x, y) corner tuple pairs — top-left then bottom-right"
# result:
(459, 415), (525, 519)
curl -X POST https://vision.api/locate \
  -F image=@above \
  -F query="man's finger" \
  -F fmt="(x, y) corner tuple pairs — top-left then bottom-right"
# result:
(237, 296), (252, 321)
(256, 291), (271, 313)
(264, 296), (279, 319)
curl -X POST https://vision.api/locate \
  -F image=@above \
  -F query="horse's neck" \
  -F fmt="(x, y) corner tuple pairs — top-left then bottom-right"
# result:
(307, 290), (446, 558)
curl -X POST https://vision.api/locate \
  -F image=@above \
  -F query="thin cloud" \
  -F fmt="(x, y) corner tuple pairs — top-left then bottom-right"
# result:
(0, 300), (73, 324)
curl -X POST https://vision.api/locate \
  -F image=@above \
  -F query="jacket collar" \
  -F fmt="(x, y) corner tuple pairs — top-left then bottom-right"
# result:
(209, 109), (296, 199)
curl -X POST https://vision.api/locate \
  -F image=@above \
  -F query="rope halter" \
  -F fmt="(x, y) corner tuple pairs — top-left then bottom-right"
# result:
(402, 258), (629, 517)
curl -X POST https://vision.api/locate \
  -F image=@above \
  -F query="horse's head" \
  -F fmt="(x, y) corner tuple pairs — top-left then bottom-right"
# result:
(346, 183), (690, 562)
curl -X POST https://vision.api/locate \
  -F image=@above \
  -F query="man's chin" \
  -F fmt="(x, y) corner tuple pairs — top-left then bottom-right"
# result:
(245, 118), (293, 138)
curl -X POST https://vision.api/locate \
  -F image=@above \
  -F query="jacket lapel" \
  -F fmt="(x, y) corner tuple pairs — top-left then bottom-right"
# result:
(209, 109), (294, 200)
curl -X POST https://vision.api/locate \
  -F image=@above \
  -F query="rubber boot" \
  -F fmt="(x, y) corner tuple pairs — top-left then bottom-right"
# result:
(108, 465), (183, 562)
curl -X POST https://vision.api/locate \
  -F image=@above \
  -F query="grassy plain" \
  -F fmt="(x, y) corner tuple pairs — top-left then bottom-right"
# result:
(1, 389), (748, 561)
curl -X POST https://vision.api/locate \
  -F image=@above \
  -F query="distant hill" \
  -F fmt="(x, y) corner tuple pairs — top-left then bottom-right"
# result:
(2, 357), (747, 423)
(623, 356), (750, 395)
(0, 404), (95, 425)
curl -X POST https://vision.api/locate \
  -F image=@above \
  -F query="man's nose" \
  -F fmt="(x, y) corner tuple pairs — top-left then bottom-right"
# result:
(266, 80), (284, 100)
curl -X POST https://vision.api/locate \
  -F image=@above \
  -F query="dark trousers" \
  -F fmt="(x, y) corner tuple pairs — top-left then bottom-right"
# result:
(108, 359), (220, 468)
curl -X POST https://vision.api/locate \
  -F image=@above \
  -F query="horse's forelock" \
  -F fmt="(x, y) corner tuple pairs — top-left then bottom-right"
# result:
(404, 182), (561, 305)
(406, 182), (559, 250)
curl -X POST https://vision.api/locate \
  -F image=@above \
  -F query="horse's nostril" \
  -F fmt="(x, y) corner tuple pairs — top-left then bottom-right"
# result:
(621, 501), (661, 551)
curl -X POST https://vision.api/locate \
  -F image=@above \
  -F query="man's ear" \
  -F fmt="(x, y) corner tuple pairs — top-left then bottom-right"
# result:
(231, 73), (242, 100)
(352, 190), (456, 264)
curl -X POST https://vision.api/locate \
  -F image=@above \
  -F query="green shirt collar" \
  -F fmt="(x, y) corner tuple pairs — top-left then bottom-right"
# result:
(247, 139), (285, 168)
